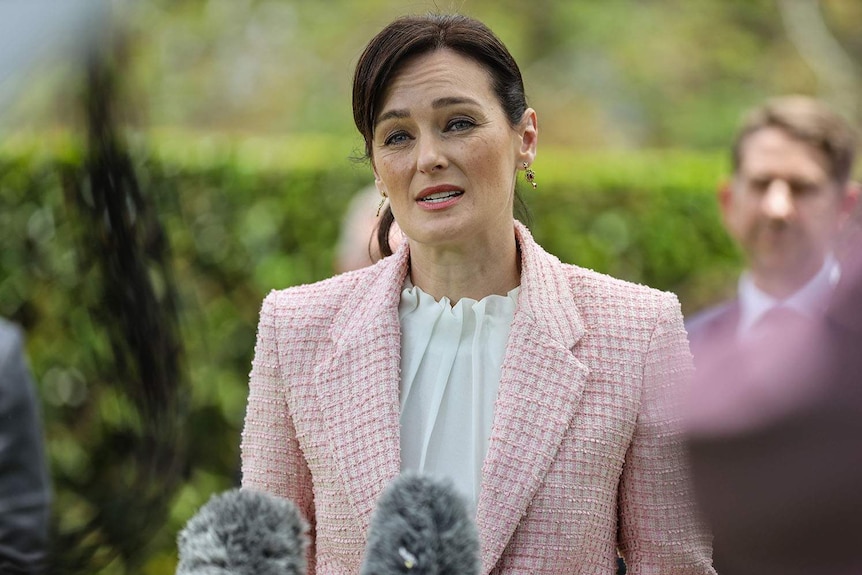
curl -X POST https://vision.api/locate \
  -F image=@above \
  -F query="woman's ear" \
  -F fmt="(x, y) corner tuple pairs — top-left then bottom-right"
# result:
(517, 108), (538, 167)
(373, 164), (387, 198)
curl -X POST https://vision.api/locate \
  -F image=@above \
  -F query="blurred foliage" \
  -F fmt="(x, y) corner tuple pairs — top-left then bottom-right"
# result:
(532, 148), (740, 311)
(43, 39), (189, 572)
(1, 135), (739, 571)
(1, 135), (368, 572)
(4, 0), (861, 148)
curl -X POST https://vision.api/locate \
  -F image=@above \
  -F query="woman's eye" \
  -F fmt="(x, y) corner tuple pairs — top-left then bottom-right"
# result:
(384, 131), (411, 146)
(447, 118), (475, 132)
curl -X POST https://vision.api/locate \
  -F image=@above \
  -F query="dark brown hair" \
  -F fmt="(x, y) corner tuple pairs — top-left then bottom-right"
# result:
(352, 13), (530, 257)
(732, 96), (857, 186)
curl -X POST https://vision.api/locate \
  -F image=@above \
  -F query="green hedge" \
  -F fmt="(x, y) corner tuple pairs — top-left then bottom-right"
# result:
(0, 135), (741, 573)
(532, 148), (740, 312)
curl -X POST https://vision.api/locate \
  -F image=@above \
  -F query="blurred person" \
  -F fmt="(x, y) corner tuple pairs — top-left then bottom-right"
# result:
(334, 184), (402, 273)
(686, 96), (858, 356)
(0, 318), (51, 574)
(241, 13), (714, 574)
(686, 211), (862, 575)
(685, 96), (862, 575)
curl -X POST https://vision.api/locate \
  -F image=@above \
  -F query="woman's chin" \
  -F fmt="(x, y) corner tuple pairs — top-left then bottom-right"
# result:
(402, 218), (471, 247)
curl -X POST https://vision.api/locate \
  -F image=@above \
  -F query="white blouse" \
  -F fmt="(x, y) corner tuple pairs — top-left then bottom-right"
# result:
(398, 281), (519, 512)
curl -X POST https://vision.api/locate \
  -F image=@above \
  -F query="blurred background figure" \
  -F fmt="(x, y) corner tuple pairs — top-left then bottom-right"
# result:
(686, 96), (858, 362)
(684, 95), (862, 574)
(686, 229), (862, 575)
(334, 184), (402, 273)
(0, 318), (51, 574)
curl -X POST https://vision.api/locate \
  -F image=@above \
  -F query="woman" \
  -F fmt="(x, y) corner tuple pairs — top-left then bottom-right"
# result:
(241, 13), (714, 575)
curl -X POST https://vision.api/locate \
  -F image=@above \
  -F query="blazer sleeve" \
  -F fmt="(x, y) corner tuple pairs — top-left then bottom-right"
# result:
(240, 291), (317, 572)
(617, 294), (715, 574)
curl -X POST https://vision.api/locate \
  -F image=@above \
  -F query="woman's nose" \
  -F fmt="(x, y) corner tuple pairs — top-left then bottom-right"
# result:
(416, 135), (447, 173)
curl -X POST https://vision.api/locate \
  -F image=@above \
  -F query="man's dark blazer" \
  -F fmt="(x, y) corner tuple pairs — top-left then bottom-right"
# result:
(686, 247), (862, 575)
(0, 318), (50, 573)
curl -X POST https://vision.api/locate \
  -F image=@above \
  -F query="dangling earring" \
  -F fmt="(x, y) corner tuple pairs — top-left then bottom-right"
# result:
(523, 162), (537, 189)
(376, 192), (387, 217)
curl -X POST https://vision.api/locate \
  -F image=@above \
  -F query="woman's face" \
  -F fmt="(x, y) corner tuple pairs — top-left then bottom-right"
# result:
(371, 48), (536, 250)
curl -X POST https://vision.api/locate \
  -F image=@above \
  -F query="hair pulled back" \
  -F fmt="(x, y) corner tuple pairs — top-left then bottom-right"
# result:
(352, 14), (530, 257)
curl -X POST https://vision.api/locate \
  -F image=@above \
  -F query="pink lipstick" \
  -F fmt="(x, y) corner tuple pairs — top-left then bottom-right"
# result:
(416, 185), (463, 210)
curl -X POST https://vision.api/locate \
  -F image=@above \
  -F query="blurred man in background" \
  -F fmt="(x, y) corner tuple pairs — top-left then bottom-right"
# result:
(685, 96), (862, 574)
(686, 96), (858, 355)
(686, 225), (862, 575)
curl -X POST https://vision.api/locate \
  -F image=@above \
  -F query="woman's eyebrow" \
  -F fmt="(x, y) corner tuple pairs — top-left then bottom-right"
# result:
(375, 97), (481, 127)
(375, 108), (409, 126)
(432, 96), (481, 109)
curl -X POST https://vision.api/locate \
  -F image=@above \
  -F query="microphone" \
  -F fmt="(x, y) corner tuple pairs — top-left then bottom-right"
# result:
(360, 472), (481, 575)
(176, 488), (308, 575)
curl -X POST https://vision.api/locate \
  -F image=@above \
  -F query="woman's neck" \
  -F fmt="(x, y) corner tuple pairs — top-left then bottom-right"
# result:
(407, 228), (520, 303)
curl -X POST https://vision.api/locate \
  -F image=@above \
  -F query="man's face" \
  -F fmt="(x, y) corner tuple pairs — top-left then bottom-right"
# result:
(720, 127), (854, 295)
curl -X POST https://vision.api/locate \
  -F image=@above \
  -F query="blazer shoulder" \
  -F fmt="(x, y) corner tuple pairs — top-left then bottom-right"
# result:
(565, 264), (679, 312)
(260, 265), (376, 324)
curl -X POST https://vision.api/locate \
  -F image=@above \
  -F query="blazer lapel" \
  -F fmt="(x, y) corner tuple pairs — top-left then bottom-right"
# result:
(311, 244), (410, 531)
(476, 223), (590, 573)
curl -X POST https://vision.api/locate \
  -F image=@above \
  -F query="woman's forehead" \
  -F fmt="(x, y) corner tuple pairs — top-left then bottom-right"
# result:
(378, 49), (495, 115)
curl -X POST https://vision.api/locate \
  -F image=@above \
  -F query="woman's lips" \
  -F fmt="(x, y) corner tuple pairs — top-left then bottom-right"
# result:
(416, 185), (464, 210)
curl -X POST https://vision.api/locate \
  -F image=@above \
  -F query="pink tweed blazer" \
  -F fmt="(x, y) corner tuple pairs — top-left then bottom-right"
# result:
(241, 222), (714, 575)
